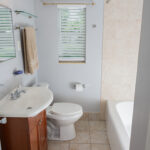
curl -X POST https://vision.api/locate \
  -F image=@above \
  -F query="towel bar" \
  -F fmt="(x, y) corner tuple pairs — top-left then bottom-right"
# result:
(15, 26), (38, 31)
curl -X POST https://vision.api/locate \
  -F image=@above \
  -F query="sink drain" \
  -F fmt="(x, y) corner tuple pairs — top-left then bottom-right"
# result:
(27, 107), (32, 110)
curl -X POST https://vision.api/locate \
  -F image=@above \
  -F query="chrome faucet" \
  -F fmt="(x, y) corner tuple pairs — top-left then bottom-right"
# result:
(11, 88), (26, 100)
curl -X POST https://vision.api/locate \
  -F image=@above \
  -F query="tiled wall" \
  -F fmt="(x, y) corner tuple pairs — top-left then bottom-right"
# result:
(100, 0), (143, 119)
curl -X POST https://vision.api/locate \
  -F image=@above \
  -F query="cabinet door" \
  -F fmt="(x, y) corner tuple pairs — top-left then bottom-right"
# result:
(29, 110), (47, 150)
(29, 125), (39, 150)
(38, 111), (47, 150)
(0, 118), (30, 150)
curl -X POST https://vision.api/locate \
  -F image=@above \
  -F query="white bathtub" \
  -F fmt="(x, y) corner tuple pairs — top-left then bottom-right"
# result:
(106, 101), (134, 150)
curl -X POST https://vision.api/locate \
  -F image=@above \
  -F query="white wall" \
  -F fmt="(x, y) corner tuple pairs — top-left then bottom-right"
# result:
(35, 0), (104, 112)
(0, 0), (37, 100)
(130, 0), (150, 150)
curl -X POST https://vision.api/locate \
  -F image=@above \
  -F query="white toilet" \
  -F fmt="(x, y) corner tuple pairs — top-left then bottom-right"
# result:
(46, 103), (83, 141)
(34, 83), (83, 141)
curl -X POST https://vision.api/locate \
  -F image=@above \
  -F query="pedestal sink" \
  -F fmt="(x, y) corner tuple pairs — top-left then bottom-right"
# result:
(0, 87), (53, 118)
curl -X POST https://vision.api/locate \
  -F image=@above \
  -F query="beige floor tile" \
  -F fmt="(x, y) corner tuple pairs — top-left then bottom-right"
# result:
(80, 113), (89, 121)
(70, 131), (90, 144)
(75, 120), (89, 132)
(48, 143), (60, 150)
(89, 121), (106, 132)
(60, 144), (70, 150)
(90, 131), (109, 144)
(48, 142), (69, 150)
(48, 140), (69, 144)
(91, 144), (110, 150)
(88, 113), (101, 121)
(70, 144), (90, 150)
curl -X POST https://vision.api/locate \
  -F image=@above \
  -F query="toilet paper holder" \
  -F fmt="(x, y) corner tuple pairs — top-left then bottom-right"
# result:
(73, 83), (86, 92)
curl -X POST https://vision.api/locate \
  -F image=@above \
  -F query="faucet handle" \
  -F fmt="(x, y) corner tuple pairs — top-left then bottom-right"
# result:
(11, 93), (16, 100)
(22, 89), (26, 93)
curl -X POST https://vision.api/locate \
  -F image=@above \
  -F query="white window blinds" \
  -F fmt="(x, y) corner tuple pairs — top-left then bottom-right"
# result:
(58, 6), (86, 62)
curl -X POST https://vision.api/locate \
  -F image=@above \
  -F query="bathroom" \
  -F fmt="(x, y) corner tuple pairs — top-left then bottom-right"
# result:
(0, 0), (149, 150)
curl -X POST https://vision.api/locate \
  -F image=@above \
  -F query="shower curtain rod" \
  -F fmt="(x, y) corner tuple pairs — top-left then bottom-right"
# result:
(43, 2), (95, 5)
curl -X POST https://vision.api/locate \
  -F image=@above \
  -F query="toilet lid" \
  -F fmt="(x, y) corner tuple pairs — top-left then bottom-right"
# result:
(51, 103), (83, 116)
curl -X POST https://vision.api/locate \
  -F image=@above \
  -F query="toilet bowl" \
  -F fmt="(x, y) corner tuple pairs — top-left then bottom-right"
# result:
(46, 103), (83, 141)
(33, 83), (83, 141)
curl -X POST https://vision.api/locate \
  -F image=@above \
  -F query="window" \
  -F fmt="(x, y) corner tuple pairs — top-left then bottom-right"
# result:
(58, 6), (86, 63)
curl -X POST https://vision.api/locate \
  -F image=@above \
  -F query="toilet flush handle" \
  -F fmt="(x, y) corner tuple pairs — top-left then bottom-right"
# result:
(0, 118), (7, 124)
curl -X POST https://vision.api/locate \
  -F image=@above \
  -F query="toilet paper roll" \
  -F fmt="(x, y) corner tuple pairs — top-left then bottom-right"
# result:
(75, 83), (84, 92)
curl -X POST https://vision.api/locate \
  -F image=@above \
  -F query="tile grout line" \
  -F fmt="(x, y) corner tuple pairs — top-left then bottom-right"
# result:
(88, 118), (92, 150)
(68, 142), (70, 150)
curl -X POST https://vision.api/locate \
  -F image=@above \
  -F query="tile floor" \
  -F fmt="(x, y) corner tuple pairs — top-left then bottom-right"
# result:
(48, 120), (111, 150)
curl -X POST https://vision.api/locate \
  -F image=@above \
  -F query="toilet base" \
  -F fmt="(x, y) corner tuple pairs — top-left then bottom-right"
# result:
(60, 124), (76, 140)
(49, 124), (76, 141)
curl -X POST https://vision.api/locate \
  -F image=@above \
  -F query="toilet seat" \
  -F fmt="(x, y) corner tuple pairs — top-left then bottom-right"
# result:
(50, 103), (82, 116)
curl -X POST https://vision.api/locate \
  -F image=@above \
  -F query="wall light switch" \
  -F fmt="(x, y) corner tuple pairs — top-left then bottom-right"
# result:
(17, 41), (21, 51)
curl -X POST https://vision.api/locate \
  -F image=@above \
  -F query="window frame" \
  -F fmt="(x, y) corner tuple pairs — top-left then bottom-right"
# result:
(58, 5), (86, 64)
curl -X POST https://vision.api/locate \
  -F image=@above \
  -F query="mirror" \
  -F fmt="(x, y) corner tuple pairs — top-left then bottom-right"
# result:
(0, 5), (16, 62)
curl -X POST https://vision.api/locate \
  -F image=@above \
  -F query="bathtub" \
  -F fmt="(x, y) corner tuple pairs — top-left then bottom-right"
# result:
(106, 101), (134, 150)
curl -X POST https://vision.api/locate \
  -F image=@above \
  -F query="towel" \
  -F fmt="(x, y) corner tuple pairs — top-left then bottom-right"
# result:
(22, 27), (39, 74)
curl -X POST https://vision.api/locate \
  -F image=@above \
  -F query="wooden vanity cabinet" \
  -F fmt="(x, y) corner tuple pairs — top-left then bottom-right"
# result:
(0, 110), (47, 150)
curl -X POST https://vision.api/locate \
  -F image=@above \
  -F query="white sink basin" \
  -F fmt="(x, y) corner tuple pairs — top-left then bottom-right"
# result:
(0, 87), (53, 118)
